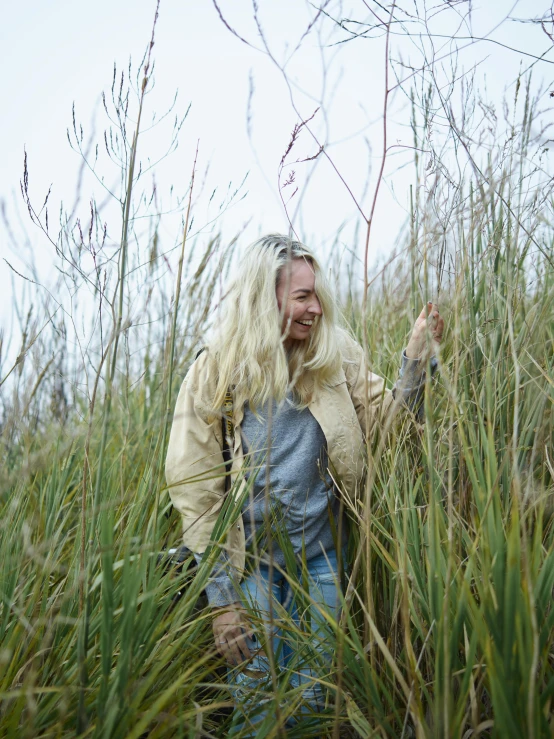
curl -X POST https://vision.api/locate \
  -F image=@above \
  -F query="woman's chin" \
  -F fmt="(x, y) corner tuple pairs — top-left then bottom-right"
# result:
(283, 334), (309, 348)
(291, 331), (311, 341)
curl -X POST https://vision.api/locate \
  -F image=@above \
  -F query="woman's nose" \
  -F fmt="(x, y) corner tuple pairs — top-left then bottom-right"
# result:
(309, 296), (322, 315)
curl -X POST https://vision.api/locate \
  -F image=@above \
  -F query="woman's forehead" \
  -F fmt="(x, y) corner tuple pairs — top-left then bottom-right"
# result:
(279, 258), (315, 291)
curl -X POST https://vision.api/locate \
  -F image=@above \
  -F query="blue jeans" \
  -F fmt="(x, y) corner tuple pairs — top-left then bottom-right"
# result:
(228, 549), (342, 736)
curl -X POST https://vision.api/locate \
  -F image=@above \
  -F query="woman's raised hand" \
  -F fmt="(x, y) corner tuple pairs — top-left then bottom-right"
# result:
(405, 303), (444, 360)
(212, 605), (253, 665)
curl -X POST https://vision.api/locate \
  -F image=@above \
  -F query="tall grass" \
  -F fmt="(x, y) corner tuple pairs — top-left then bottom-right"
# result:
(1, 34), (554, 739)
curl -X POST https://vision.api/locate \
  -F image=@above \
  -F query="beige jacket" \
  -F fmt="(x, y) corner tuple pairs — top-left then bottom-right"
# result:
(165, 330), (397, 578)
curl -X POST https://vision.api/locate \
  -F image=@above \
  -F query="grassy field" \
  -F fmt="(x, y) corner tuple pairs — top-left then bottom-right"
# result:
(1, 51), (554, 739)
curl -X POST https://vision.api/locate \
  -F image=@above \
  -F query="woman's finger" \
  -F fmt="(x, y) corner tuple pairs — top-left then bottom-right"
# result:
(219, 625), (252, 665)
(227, 633), (248, 665)
(235, 626), (254, 661)
(216, 639), (227, 657)
(416, 302), (433, 321)
(215, 630), (233, 663)
(226, 641), (241, 665)
(427, 305), (439, 320)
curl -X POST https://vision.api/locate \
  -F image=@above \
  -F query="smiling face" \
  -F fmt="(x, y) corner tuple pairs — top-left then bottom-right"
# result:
(276, 257), (322, 347)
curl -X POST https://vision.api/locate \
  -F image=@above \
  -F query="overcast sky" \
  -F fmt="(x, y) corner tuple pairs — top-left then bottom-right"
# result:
(1, 0), (552, 333)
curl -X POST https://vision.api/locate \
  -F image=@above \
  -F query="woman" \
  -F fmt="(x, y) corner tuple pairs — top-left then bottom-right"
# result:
(165, 234), (443, 731)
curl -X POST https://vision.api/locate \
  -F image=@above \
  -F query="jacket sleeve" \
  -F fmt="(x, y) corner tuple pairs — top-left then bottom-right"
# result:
(193, 552), (242, 607)
(339, 330), (433, 437)
(165, 352), (227, 554)
(339, 331), (393, 437)
(392, 351), (438, 421)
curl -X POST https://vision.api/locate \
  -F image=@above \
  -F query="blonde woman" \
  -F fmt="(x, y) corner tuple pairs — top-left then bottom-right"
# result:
(165, 234), (443, 732)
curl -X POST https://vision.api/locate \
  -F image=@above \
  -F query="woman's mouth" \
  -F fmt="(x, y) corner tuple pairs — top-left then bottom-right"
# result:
(296, 319), (313, 327)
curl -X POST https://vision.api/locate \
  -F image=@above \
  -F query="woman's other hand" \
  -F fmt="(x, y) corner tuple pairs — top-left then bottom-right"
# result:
(212, 604), (253, 665)
(405, 303), (444, 360)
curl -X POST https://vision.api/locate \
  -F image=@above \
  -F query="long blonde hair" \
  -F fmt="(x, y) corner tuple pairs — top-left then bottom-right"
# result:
(208, 234), (343, 414)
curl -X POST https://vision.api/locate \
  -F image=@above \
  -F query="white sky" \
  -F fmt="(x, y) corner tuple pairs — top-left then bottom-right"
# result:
(1, 0), (552, 335)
